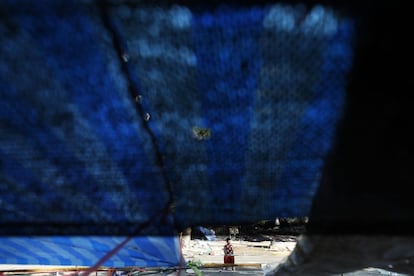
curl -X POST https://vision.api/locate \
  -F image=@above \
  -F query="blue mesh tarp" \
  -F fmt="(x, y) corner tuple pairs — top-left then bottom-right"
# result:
(0, 0), (354, 235)
(0, 0), (355, 240)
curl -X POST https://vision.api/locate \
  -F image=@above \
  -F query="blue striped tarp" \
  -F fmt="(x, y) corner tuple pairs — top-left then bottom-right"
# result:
(0, 236), (181, 268)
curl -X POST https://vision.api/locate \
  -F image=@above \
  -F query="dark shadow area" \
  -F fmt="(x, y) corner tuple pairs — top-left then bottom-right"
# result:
(308, 0), (414, 235)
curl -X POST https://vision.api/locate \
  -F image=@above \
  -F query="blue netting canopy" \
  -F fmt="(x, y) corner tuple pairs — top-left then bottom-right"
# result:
(0, 0), (355, 237)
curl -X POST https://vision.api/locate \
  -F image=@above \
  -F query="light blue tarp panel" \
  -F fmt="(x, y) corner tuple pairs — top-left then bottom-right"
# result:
(0, 236), (181, 268)
(0, 0), (356, 266)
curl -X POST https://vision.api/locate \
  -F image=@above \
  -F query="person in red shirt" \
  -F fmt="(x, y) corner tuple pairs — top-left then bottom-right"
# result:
(223, 237), (235, 270)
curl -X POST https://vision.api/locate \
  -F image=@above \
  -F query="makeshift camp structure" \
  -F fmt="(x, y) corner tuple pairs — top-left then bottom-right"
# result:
(0, 0), (412, 274)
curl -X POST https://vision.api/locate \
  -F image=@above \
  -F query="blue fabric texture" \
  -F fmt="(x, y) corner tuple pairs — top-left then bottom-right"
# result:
(0, 0), (355, 266)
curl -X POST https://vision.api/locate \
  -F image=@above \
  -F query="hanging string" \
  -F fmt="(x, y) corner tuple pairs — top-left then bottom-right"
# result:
(79, 1), (184, 275)
(98, 0), (177, 233)
(78, 205), (176, 276)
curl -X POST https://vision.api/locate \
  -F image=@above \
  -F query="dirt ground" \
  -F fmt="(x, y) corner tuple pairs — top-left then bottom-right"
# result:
(181, 225), (414, 276)
(181, 235), (296, 274)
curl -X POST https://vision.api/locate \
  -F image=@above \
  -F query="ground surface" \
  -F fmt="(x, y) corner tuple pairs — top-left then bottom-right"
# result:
(180, 233), (411, 276)
(181, 234), (296, 275)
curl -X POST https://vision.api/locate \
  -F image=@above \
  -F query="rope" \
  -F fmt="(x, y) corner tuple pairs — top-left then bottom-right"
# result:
(73, 2), (184, 275)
